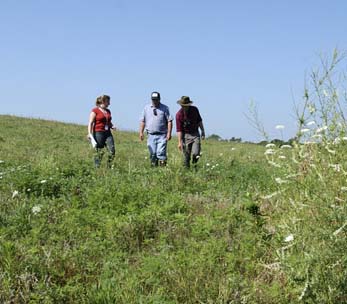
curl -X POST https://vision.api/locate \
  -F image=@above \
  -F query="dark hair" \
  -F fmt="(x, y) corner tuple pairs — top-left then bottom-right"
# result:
(95, 95), (110, 106)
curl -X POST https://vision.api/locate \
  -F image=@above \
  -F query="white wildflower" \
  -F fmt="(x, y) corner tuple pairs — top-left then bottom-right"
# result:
(312, 134), (322, 139)
(329, 164), (341, 172)
(231, 148), (236, 151)
(265, 143), (276, 148)
(262, 191), (280, 199)
(340, 187), (347, 192)
(264, 149), (275, 155)
(275, 125), (285, 130)
(12, 190), (19, 198)
(306, 121), (316, 126)
(278, 155), (286, 159)
(308, 103), (316, 114)
(196, 155), (200, 159)
(316, 126), (328, 133)
(32, 205), (42, 215)
(284, 234), (294, 242)
(304, 141), (316, 145)
(285, 173), (300, 179)
(268, 161), (281, 168)
(206, 163), (210, 167)
(275, 177), (288, 184)
(280, 145), (292, 149)
(40, 180), (47, 184)
(300, 128), (310, 133)
(27, 188), (31, 192)
(0, 160), (4, 164)
(333, 137), (341, 145)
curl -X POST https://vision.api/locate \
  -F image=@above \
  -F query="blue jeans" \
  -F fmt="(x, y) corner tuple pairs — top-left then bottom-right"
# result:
(147, 133), (167, 166)
(94, 131), (115, 168)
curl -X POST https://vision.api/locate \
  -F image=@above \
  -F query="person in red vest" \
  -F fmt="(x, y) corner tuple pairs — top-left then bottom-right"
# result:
(87, 95), (115, 168)
(176, 96), (205, 168)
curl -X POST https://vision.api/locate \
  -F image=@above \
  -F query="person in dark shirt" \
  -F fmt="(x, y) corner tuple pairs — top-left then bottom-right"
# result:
(175, 96), (205, 168)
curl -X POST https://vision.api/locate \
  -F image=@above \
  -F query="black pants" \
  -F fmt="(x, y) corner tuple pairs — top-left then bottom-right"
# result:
(94, 131), (115, 167)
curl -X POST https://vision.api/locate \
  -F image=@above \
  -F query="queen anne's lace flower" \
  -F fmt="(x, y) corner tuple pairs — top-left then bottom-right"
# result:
(316, 126), (328, 133)
(32, 205), (42, 214)
(300, 128), (310, 133)
(264, 149), (275, 155)
(284, 234), (294, 242)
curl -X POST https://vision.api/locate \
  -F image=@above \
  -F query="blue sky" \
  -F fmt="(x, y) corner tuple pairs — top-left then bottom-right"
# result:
(1, 0), (346, 141)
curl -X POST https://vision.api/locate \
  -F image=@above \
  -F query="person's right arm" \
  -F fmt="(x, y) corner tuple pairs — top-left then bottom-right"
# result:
(177, 131), (183, 151)
(139, 121), (145, 141)
(176, 111), (183, 151)
(87, 112), (96, 138)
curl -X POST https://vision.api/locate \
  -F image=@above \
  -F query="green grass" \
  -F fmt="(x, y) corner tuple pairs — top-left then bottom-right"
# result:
(0, 115), (346, 303)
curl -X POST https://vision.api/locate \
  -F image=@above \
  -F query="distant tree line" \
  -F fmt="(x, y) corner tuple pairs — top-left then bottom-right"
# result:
(207, 134), (242, 142)
(207, 133), (295, 146)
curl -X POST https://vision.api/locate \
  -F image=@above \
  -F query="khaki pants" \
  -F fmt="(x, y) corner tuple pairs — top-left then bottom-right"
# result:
(183, 133), (201, 168)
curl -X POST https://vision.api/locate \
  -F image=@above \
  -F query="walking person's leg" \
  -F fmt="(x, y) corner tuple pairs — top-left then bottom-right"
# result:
(94, 132), (107, 168)
(183, 134), (192, 168)
(191, 136), (201, 166)
(105, 132), (115, 168)
(147, 134), (158, 166)
(156, 134), (168, 166)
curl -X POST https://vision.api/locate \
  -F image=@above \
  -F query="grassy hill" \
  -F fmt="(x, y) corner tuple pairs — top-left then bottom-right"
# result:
(0, 115), (346, 303)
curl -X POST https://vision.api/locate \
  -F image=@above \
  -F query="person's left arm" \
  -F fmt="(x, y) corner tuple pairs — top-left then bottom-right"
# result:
(165, 107), (173, 141)
(195, 107), (205, 139)
(198, 121), (205, 139)
(108, 110), (116, 131)
(167, 120), (172, 140)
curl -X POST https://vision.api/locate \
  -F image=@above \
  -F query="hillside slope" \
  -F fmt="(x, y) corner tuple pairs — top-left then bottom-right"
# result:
(0, 115), (346, 303)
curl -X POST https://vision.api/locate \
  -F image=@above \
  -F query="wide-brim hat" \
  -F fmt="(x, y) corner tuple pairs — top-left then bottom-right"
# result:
(177, 96), (193, 106)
